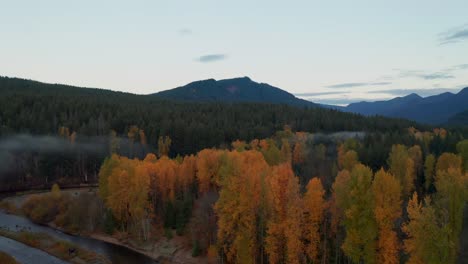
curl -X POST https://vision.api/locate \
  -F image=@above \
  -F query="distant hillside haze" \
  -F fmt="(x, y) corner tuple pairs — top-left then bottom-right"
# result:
(340, 88), (468, 125)
(154, 77), (317, 107)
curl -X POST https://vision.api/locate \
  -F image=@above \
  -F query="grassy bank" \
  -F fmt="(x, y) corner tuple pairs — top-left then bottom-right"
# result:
(0, 251), (19, 264)
(0, 229), (110, 264)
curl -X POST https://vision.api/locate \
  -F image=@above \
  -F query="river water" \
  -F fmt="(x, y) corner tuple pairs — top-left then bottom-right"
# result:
(0, 211), (157, 264)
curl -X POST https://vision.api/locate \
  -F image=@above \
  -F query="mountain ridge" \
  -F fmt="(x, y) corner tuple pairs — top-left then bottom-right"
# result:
(340, 87), (468, 124)
(154, 76), (317, 107)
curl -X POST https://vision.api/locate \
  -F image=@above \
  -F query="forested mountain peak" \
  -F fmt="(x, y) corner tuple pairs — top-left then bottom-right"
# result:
(154, 76), (317, 107)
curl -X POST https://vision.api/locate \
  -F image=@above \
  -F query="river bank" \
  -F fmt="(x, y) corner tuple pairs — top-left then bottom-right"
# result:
(0, 236), (66, 264)
(0, 189), (205, 264)
(0, 228), (111, 264)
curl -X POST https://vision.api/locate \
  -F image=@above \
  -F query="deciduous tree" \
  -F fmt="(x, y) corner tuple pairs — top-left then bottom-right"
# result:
(265, 163), (303, 264)
(341, 164), (377, 264)
(303, 177), (325, 263)
(424, 154), (436, 191)
(372, 169), (401, 264)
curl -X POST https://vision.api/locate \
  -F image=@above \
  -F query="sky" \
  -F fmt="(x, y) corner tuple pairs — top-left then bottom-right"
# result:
(1, 0), (467, 105)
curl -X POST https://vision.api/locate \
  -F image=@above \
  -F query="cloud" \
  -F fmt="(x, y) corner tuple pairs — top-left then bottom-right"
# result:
(367, 88), (461, 97)
(397, 69), (455, 80)
(178, 28), (192, 35)
(196, 54), (227, 63)
(454, 64), (468, 70)
(307, 97), (380, 106)
(438, 23), (468, 44)
(325, 82), (392, 89)
(419, 72), (454, 80)
(294, 91), (348, 97)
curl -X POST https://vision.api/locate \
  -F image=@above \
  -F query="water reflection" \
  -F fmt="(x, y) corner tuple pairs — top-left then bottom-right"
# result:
(0, 211), (157, 264)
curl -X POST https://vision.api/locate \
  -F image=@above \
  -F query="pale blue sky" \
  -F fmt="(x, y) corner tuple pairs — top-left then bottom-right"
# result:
(1, 0), (467, 105)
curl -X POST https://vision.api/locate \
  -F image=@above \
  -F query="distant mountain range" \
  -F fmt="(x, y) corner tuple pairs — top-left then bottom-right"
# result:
(333, 88), (468, 124)
(154, 77), (317, 107)
(154, 77), (468, 125)
(1, 75), (467, 125)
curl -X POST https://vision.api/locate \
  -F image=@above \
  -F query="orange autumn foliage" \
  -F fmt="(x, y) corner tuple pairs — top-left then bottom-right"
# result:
(196, 149), (223, 194)
(303, 177), (326, 262)
(265, 164), (303, 264)
(215, 150), (270, 264)
(372, 169), (402, 264)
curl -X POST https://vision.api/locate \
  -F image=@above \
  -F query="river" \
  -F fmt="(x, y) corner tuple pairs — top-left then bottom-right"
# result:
(0, 211), (157, 264)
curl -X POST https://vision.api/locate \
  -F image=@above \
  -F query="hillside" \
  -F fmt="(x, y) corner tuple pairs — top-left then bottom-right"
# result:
(342, 88), (468, 124)
(447, 110), (468, 126)
(0, 76), (423, 154)
(154, 77), (317, 107)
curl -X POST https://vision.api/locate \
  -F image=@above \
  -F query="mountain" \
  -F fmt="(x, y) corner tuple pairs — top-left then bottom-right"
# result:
(341, 88), (468, 124)
(446, 110), (468, 126)
(154, 77), (317, 107)
(0, 75), (423, 156)
(345, 93), (423, 116)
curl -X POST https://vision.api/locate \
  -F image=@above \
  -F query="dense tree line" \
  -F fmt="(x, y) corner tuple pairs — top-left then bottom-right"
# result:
(1, 76), (454, 191)
(17, 126), (468, 263)
(96, 128), (468, 263)
(0, 77), (426, 154)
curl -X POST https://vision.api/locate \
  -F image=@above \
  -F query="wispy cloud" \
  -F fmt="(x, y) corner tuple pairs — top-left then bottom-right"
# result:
(294, 91), (348, 97)
(454, 64), (468, 70)
(419, 72), (454, 80)
(307, 97), (392, 106)
(325, 82), (392, 88)
(178, 28), (192, 35)
(196, 54), (227, 63)
(367, 88), (460, 97)
(397, 69), (455, 80)
(438, 23), (468, 44)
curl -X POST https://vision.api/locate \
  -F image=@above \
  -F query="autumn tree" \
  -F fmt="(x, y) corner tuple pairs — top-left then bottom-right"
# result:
(330, 170), (352, 263)
(408, 145), (423, 179)
(232, 140), (247, 152)
(303, 177), (325, 263)
(280, 139), (292, 163)
(457, 139), (468, 172)
(436, 152), (462, 173)
(249, 139), (260, 150)
(338, 149), (359, 172)
(139, 129), (147, 146)
(388, 144), (415, 197)
(292, 140), (306, 166)
(131, 163), (152, 240)
(424, 154), (436, 192)
(148, 155), (178, 211)
(106, 157), (134, 230)
(178, 155), (197, 194)
(372, 169), (402, 264)
(260, 139), (282, 166)
(98, 154), (120, 201)
(196, 149), (223, 194)
(215, 151), (270, 264)
(158, 136), (172, 157)
(127, 125), (140, 157)
(265, 163), (303, 264)
(103, 155), (152, 239)
(403, 193), (452, 264)
(434, 166), (467, 261)
(341, 164), (377, 264)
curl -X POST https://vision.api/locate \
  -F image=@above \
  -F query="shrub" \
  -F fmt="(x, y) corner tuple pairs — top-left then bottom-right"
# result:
(0, 251), (19, 264)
